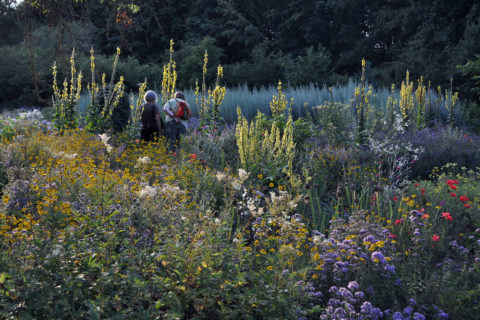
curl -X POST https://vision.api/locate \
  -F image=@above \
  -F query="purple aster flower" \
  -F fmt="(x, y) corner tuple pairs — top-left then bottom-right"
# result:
(414, 229), (421, 236)
(371, 251), (386, 263)
(408, 298), (417, 306)
(348, 281), (359, 291)
(355, 291), (364, 299)
(393, 311), (403, 320)
(384, 264), (396, 274)
(403, 306), (413, 315)
(413, 312), (426, 320)
(436, 311), (449, 319)
(328, 286), (339, 294)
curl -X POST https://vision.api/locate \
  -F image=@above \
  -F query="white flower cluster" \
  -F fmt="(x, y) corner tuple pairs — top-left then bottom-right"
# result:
(98, 133), (113, 153)
(18, 109), (44, 121)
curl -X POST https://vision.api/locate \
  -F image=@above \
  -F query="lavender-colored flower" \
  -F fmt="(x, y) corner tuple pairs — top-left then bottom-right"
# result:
(414, 229), (421, 236)
(413, 312), (426, 320)
(393, 311), (403, 320)
(338, 287), (353, 300)
(436, 311), (449, 319)
(384, 264), (396, 274)
(328, 286), (338, 294)
(371, 251), (386, 263)
(348, 281), (359, 292)
(355, 291), (364, 299)
(408, 298), (417, 306)
(403, 306), (413, 315)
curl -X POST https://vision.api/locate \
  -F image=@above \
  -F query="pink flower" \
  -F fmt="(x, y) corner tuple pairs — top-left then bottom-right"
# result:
(389, 233), (397, 239)
(395, 219), (403, 225)
(459, 196), (469, 203)
(450, 192), (456, 197)
(433, 235), (440, 242)
(442, 212), (452, 221)
(465, 204), (472, 208)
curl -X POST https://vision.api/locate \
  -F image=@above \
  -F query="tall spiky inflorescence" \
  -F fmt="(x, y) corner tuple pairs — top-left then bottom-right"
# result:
(445, 78), (459, 128)
(235, 107), (295, 178)
(86, 47), (126, 133)
(162, 39), (177, 104)
(270, 81), (289, 118)
(354, 59), (370, 145)
(52, 48), (83, 132)
(415, 76), (427, 128)
(399, 70), (414, 128)
(386, 83), (398, 127)
(210, 65), (226, 119)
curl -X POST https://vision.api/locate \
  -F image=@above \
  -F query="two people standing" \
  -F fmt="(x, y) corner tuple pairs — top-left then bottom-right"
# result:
(140, 90), (190, 153)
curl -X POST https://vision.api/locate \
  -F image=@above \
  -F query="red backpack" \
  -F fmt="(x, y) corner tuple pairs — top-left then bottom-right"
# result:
(175, 99), (192, 120)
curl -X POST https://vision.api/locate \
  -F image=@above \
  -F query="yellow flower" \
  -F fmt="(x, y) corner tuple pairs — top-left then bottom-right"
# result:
(258, 174), (263, 179)
(266, 265), (273, 270)
(2, 195), (9, 205)
(297, 251), (303, 256)
(278, 185), (284, 191)
(312, 274), (318, 279)
(269, 182), (275, 188)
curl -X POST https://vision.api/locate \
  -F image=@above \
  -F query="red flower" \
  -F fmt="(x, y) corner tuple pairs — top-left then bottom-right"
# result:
(459, 196), (469, 203)
(433, 235), (440, 242)
(465, 204), (472, 208)
(372, 195), (376, 201)
(450, 192), (456, 197)
(420, 188), (426, 194)
(446, 179), (453, 186)
(395, 219), (403, 225)
(450, 185), (457, 190)
(464, 134), (468, 138)
(414, 183), (419, 187)
(452, 180), (459, 184)
(442, 212), (452, 221)
(389, 233), (397, 239)
(393, 196), (398, 201)
(190, 154), (198, 160)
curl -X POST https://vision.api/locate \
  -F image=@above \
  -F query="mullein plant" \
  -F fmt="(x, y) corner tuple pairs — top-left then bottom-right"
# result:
(235, 107), (295, 183)
(52, 48), (83, 133)
(161, 39), (177, 104)
(86, 47), (125, 133)
(195, 50), (227, 124)
(386, 84), (398, 128)
(445, 78), (459, 128)
(354, 59), (371, 145)
(415, 76), (427, 129)
(399, 70), (414, 129)
(124, 79), (148, 139)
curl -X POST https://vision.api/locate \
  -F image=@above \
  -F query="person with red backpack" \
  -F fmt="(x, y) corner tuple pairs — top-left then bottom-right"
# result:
(140, 90), (164, 143)
(163, 91), (192, 152)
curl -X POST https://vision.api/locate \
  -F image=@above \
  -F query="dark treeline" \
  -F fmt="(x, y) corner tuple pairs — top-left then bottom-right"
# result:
(1, 0), (480, 109)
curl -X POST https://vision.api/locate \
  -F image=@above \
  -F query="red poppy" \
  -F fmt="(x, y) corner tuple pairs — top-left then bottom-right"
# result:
(446, 179), (453, 185)
(372, 195), (376, 201)
(450, 192), (456, 197)
(432, 235), (440, 242)
(459, 196), (469, 203)
(420, 188), (426, 194)
(393, 196), (398, 201)
(464, 204), (472, 208)
(452, 180), (459, 184)
(389, 233), (397, 239)
(414, 183), (419, 187)
(395, 219), (403, 225)
(450, 185), (457, 190)
(442, 212), (452, 221)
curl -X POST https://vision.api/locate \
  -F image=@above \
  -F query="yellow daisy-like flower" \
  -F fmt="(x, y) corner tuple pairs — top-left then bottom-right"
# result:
(258, 174), (263, 179)
(297, 251), (303, 256)
(278, 185), (283, 191)
(312, 274), (318, 279)
(266, 265), (273, 270)
(269, 182), (275, 188)
(2, 195), (9, 205)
